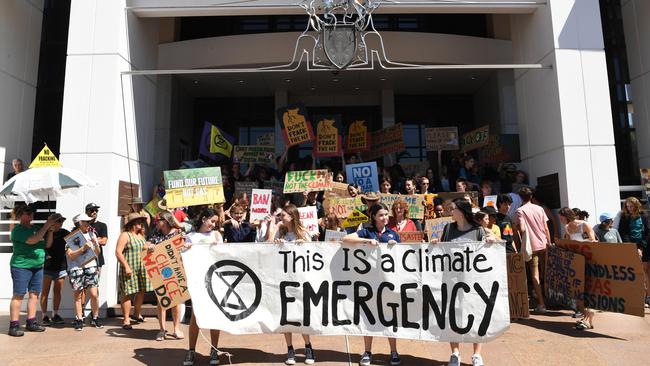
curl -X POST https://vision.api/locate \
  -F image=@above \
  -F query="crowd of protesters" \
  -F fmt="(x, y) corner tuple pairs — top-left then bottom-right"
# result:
(6, 148), (650, 366)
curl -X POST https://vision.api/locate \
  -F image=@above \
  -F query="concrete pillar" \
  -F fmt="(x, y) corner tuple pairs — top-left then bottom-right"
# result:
(275, 89), (288, 156)
(511, 0), (620, 223)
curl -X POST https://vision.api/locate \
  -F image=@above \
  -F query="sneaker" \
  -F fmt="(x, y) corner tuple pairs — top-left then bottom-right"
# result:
(209, 348), (219, 365)
(182, 350), (196, 366)
(8, 324), (24, 337)
(91, 317), (104, 329)
(42, 316), (51, 326)
(390, 351), (401, 366)
(359, 351), (372, 366)
(471, 354), (484, 366)
(533, 305), (547, 314)
(447, 352), (460, 366)
(304, 345), (315, 365)
(73, 319), (84, 331)
(572, 311), (584, 318)
(285, 347), (296, 365)
(25, 322), (46, 332)
(51, 314), (64, 325)
(645, 296), (650, 307)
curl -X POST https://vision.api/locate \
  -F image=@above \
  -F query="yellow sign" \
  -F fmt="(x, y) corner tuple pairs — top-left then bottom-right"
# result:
(342, 209), (369, 228)
(347, 120), (369, 152)
(29, 144), (61, 168)
(209, 125), (233, 157)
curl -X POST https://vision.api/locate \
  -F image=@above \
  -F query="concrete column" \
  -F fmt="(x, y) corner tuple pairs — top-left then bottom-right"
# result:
(511, 0), (620, 223)
(275, 89), (288, 156)
(497, 70), (519, 134)
(57, 0), (160, 314)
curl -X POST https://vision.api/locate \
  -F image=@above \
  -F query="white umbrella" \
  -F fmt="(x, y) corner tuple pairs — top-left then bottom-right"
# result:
(0, 167), (97, 204)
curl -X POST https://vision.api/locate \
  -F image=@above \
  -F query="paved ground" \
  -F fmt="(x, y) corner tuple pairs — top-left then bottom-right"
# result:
(1, 308), (649, 366)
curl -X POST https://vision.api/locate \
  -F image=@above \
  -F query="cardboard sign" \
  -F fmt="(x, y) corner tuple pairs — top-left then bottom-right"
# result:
(423, 194), (437, 221)
(183, 241), (510, 342)
(142, 235), (191, 310)
(277, 104), (314, 146)
(461, 125), (490, 152)
(324, 230), (346, 242)
(483, 195), (498, 208)
(330, 181), (350, 198)
(257, 132), (275, 146)
(234, 181), (258, 199)
(363, 124), (405, 160)
(425, 127), (459, 151)
(29, 144), (61, 168)
(298, 206), (319, 237)
(399, 231), (425, 242)
(480, 134), (521, 164)
(436, 191), (480, 210)
(346, 162), (379, 193)
(263, 180), (285, 196)
(379, 194), (425, 220)
(346, 120), (369, 153)
(545, 245), (585, 311)
(425, 217), (454, 241)
(342, 209), (369, 228)
(233, 145), (275, 164)
(556, 239), (645, 317)
(64, 229), (97, 269)
(164, 167), (225, 208)
(506, 253), (530, 319)
(250, 189), (273, 222)
(284, 170), (332, 194)
(324, 196), (365, 219)
(314, 115), (342, 157)
(117, 181), (140, 216)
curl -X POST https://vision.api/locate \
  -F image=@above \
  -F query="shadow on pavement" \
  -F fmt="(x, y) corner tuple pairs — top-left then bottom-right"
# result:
(517, 318), (626, 340)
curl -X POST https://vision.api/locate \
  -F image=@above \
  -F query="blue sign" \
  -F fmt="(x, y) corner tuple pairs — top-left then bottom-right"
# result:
(346, 162), (379, 193)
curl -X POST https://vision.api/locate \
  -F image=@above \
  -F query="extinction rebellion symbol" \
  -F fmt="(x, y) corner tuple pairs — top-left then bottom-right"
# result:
(205, 260), (262, 321)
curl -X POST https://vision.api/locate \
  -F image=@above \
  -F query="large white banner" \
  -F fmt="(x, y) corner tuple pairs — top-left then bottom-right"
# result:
(182, 242), (509, 343)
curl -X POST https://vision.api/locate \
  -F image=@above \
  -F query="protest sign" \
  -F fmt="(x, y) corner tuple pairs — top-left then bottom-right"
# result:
(556, 239), (645, 317)
(250, 189), (273, 222)
(29, 144), (61, 168)
(423, 194), (437, 221)
(379, 194), (425, 220)
(461, 125), (490, 152)
(399, 231), (425, 242)
(425, 217), (454, 241)
(480, 134), (520, 164)
(346, 162), (379, 193)
(284, 170), (332, 194)
(183, 241), (510, 342)
(437, 191), (480, 210)
(342, 210), (369, 228)
(325, 196), (365, 219)
(314, 115), (342, 157)
(483, 195), (497, 208)
(257, 132), (275, 146)
(64, 230), (97, 269)
(278, 104), (314, 146)
(164, 167), (225, 208)
(545, 245), (585, 311)
(425, 127), (459, 151)
(324, 230), (346, 242)
(233, 145), (275, 164)
(401, 161), (429, 177)
(117, 181), (140, 216)
(144, 196), (164, 218)
(142, 235), (190, 310)
(263, 180), (285, 196)
(346, 120), (369, 153)
(234, 181), (258, 199)
(362, 124), (405, 160)
(298, 206), (319, 237)
(330, 181), (350, 198)
(506, 253), (529, 319)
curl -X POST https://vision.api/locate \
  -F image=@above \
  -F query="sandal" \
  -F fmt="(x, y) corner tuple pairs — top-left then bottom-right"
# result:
(130, 315), (145, 323)
(156, 330), (167, 341)
(575, 321), (593, 330)
(122, 324), (133, 330)
(170, 330), (185, 340)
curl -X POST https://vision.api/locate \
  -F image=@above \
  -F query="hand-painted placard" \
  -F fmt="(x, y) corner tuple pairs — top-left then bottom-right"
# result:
(545, 245), (585, 311)
(324, 196), (365, 219)
(256, 132), (275, 146)
(346, 162), (378, 193)
(483, 195), (497, 208)
(234, 181), (258, 199)
(506, 253), (530, 319)
(142, 235), (190, 310)
(346, 120), (369, 153)
(379, 194), (425, 220)
(342, 209), (368, 228)
(233, 145), (275, 164)
(556, 239), (645, 317)
(263, 180), (285, 196)
(164, 167), (225, 208)
(250, 189), (273, 222)
(298, 206), (319, 237)
(324, 230), (346, 242)
(423, 194), (437, 221)
(425, 127), (459, 151)
(363, 124), (405, 160)
(461, 125), (490, 152)
(330, 181), (350, 198)
(284, 170), (332, 194)
(425, 217), (454, 241)
(399, 231), (425, 242)
(314, 115), (342, 157)
(277, 104), (314, 146)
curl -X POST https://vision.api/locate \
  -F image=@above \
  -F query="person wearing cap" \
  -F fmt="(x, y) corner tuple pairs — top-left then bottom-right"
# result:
(85, 203), (108, 271)
(8, 205), (58, 337)
(40, 213), (69, 326)
(116, 212), (152, 330)
(146, 211), (184, 341)
(66, 213), (103, 331)
(594, 213), (622, 243)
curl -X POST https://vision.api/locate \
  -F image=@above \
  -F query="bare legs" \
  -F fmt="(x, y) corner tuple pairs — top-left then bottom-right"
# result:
(188, 313), (219, 349)
(121, 291), (144, 326)
(363, 336), (397, 353)
(40, 276), (64, 317)
(284, 333), (311, 348)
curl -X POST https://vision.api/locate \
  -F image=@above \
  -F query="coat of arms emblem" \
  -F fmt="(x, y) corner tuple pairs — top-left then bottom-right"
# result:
(323, 24), (357, 69)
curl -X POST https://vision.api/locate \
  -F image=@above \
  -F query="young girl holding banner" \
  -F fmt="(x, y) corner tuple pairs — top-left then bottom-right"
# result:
(342, 202), (402, 366)
(266, 204), (316, 365)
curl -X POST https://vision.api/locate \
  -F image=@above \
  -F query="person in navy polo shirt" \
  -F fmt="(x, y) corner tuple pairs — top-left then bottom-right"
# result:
(342, 202), (401, 366)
